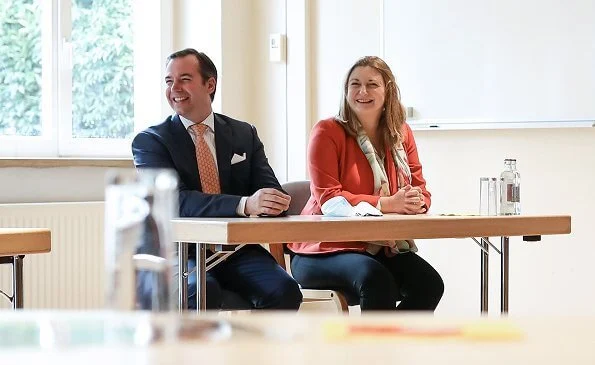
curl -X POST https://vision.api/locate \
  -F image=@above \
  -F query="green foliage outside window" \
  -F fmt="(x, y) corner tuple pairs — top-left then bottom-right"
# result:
(0, 0), (41, 136)
(72, 0), (133, 138)
(0, 0), (134, 139)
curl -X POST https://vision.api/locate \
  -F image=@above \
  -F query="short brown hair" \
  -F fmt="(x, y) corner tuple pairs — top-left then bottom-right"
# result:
(338, 56), (406, 147)
(166, 48), (218, 101)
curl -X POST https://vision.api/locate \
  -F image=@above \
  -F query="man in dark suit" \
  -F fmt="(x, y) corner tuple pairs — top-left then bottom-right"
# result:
(132, 48), (302, 310)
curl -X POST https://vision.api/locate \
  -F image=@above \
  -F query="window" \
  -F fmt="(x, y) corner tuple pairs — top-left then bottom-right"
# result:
(0, 0), (171, 157)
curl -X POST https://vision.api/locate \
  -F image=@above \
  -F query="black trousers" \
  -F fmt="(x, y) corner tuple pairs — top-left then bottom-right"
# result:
(291, 250), (444, 311)
(187, 245), (302, 310)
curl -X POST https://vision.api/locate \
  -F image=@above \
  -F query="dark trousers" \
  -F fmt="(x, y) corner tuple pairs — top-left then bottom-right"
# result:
(291, 250), (443, 311)
(187, 245), (302, 310)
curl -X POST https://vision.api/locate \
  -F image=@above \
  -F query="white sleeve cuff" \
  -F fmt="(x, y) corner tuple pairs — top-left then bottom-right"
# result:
(236, 196), (248, 216)
(376, 199), (382, 211)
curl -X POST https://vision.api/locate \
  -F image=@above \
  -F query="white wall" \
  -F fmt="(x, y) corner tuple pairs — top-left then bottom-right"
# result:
(172, 0), (288, 181)
(415, 128), (595, 316)
(310, 0), (384, 121)
(248, 0), (288, 181)
(0, 167), (122, 203)
(308, 0), (595, 315)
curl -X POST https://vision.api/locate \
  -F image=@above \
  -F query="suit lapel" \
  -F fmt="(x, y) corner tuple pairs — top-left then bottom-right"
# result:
(170, 114), (201, 190)
(214, 114), (233, 194)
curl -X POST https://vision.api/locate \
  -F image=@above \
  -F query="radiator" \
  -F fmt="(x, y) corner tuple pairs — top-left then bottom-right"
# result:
(0, 202), (104, 310)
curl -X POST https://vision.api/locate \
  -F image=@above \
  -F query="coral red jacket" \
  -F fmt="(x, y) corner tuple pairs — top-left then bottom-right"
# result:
(288, 118), (431, 254)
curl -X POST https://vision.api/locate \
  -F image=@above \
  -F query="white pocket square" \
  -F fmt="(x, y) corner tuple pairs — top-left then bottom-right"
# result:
(231, 152), (247, 165)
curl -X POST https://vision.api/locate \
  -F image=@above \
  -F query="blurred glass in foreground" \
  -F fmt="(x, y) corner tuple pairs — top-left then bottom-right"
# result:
(104, 168), (178, 311)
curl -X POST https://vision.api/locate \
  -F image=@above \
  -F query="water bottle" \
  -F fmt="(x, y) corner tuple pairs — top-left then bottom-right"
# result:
(499, 159), (521, 215)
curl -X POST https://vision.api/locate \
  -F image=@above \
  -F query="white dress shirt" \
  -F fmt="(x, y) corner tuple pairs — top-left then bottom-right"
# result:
(179, 113), (248, 216)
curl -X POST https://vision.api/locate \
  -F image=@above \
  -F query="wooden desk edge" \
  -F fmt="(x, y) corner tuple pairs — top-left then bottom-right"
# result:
(0, 229), (52, 256)
(0, 248), (52, 256)
(172, 215), (571, 244)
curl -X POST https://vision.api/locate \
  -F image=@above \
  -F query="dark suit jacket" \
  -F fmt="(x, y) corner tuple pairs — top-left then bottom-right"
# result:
(132, 113), (284, 218)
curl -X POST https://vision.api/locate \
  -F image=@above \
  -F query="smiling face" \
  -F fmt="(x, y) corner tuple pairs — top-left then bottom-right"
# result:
(338, 56), (406, 146)
(165, 54), (215, 123)
(346, 66), (386, 123)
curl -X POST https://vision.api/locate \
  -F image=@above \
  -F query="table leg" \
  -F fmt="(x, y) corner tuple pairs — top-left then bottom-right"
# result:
(178, 242), (188, 312)
(501, 236), (510, 314)
(12, 255), (24, 309)
(480, 237), (489, 314)
(196, 243), (207, 312)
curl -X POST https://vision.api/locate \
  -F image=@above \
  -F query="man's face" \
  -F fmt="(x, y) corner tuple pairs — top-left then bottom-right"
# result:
(165, 55), (215, 122)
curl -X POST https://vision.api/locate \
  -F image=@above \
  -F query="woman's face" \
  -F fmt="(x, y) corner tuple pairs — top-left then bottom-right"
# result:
(346, 66), (386, 121)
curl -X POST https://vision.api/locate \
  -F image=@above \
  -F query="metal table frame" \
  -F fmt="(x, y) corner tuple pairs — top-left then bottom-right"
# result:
(0, 255), (25, 309)
(172, 214), (568, 314)
(176, 235), (540, 314)
(177, 243), (244, 311)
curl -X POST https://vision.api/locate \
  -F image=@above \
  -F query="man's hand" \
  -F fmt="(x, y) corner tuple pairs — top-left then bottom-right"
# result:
(245, 188), (291, 216)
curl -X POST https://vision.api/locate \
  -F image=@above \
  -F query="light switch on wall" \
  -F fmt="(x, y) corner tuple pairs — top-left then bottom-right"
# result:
(269, 33), (286, 63)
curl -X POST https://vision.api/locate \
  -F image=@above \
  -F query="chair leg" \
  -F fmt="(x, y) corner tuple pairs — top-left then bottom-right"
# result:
(330, 291), (349, 313)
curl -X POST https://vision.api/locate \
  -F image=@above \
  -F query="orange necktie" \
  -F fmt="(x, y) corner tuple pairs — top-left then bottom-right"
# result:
(190, 123), (221, 194)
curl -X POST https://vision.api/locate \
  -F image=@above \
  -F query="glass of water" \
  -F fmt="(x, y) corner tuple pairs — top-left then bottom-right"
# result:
(104, 168), (178, 312)
(479, 177), (498, 216)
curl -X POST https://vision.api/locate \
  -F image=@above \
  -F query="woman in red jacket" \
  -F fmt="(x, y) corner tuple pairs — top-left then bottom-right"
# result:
(288, 56), (443, 311)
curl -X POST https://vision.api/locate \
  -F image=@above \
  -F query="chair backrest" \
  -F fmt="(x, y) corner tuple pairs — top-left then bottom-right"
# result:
(278, 181), (354, 310)
(269, 180), (311, 270)
(282, 180), (311, 215)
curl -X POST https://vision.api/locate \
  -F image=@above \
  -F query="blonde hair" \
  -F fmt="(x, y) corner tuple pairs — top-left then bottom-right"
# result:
(337, 56), (406, 147)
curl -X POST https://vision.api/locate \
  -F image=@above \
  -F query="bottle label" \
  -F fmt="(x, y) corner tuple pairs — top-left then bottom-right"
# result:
(506, 184), (520, 203)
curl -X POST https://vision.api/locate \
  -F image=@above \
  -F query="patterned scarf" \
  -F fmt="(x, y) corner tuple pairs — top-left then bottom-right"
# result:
(356, 127), (418, 255)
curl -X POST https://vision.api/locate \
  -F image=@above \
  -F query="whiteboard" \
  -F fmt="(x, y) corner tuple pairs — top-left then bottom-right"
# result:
(383, 0), (595, 129)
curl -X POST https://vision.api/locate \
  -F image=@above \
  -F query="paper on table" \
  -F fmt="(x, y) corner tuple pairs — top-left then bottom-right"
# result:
(322, 320), (524, 342)
(321, 196), (383, 217)
(437, 212), (481, 216)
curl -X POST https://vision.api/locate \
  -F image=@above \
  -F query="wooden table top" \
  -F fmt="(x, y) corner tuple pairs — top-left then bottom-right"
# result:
(172, 214), (571, 244)
(0, 228), (51, 256)
(0, 311), (592, 364)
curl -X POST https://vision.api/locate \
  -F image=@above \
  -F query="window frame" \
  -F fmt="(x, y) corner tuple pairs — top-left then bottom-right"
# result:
(0, 0), (173, 158)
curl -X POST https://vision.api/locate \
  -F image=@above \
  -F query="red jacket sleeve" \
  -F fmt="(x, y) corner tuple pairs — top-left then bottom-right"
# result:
(307, 119), (381, 208)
